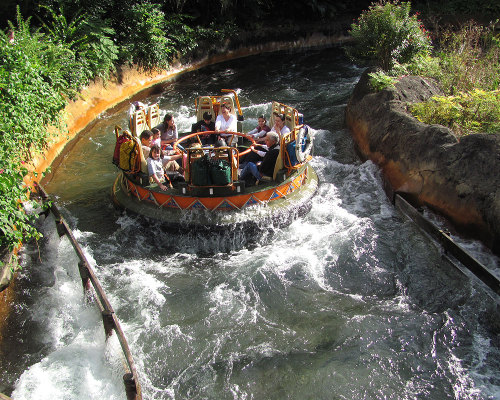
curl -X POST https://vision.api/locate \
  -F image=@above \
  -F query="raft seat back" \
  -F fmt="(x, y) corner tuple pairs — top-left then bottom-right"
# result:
(269, 101), (283, 128)
(272, 145), (285, 181)
(197, 96), (214, 122)
(284, 106), (296, 134)
(147, 103), (161, 129)
(131, 110), (148, 137)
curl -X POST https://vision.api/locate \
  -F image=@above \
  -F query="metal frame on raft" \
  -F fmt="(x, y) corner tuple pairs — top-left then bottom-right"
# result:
(35, 183), (142, 400)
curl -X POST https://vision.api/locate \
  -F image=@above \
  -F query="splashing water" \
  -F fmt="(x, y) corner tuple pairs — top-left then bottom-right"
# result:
(3, 48), (500, 400)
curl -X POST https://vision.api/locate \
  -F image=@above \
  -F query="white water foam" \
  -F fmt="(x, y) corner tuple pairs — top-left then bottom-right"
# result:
(12, 219), (125, 399)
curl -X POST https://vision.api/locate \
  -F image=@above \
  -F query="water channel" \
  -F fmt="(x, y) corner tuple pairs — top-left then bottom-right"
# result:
(3, 47), (500, 399)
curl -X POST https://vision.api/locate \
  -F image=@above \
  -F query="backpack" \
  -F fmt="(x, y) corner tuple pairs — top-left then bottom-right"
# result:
(119, 139), (141, 172)
(113, 133), (131, 166)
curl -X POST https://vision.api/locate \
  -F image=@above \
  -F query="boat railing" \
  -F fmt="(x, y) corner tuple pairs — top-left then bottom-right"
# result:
(34, 183), (142, 400)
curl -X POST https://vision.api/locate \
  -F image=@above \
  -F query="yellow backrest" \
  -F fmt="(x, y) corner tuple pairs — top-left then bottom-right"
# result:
(284, 106), (296, 133)
(269, 101), (282, 127)
(197, 96), (214, 121)
(130, 110), (148, 137)
(147, 103), (161, 129)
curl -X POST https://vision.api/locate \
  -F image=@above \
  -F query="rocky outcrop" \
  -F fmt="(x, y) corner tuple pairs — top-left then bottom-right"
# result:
(345, 69), (500, 254)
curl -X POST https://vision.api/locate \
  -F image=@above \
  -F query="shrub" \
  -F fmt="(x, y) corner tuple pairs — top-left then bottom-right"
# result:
(411, 90), (500, 135)
(118, 3), (172, 70)
(38, 4), (118, 83)
(0, 9), (71, 250)
(346, 0), (431, 71)
(368, 70), (399, 91)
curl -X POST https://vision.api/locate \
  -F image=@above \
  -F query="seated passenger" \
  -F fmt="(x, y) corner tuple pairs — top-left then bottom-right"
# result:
(270, 112), (290, 138)
(147, 143), (183, 177)
(147, 144), (170, 191)
(239, 131), (280, 184)
(215, 103), (238, 146)
(151, 128), (161, 147)
(154, 114), (178, 148)
(247, 115), (271, 144)
(191, 112), (216, 145)
(140, 130), (153, 158)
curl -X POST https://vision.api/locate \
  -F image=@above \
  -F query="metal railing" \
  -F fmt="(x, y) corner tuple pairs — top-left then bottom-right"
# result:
(35, 183), (142, 400)
(394, 193), (500, 297)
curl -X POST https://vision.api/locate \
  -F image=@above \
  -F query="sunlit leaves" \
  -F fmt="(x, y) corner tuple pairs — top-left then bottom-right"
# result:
(346, 1), (431, 70)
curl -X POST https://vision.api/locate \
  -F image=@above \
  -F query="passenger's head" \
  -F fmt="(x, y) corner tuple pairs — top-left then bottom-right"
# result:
(163, 114), (174, 126)
(151, 127), (160, 140)
(257, 115), (267, 127)
(215, 138), (227, 148)
(140, 130), (153, 146)
(221, 103), (231, 114)
(273, 112), (285, 127)
(203, 112), (212, 122)
(133, 101), (144, 111)
(265, 131), (279, 146)
(149, 144), (163, 159)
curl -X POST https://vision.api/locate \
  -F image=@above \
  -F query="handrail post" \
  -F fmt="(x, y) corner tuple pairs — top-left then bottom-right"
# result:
(77, 261), (91, 291)
(101, 310), (114, 338)
(123, 373), (138, 400)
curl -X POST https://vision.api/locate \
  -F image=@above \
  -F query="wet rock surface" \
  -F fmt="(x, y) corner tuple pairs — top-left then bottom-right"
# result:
(346, 69), (500, 254)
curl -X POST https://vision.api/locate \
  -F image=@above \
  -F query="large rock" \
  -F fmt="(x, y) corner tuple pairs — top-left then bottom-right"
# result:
(345, 69), (500, 254)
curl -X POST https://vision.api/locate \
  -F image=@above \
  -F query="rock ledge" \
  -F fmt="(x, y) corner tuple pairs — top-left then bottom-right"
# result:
(345, 69), (500, 255)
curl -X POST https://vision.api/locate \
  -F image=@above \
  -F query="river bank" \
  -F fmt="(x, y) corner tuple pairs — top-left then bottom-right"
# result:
(345, 68), (500, 256)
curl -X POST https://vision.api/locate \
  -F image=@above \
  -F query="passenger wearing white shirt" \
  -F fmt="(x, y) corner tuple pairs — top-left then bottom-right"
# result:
(215, 103), (238, 146)
(270, 112), (290, 138)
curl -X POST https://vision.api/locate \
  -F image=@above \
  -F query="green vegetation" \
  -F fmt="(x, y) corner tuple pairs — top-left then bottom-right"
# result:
(411, 90), (500, 135)
(0, 2), (233, 252)
(346, 1), (431, 70)
(346, 1), (500, 137)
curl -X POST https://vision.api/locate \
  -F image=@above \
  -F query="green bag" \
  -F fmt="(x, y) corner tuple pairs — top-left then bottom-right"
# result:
(209, 158), (232, 185)
(191, 155), (212, 186)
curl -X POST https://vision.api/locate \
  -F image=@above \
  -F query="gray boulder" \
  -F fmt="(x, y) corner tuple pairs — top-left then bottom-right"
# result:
(346, 69), (500, 254)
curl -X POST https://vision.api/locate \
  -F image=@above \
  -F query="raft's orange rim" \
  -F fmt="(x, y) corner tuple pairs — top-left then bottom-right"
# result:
(173, 131), (255, 158)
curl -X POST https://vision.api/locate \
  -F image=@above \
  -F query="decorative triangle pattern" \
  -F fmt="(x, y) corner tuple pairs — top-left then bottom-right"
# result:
(269, 191), (281, 201)
(216, 199), (237, 211)
(243, 196), (260, 208)
(189, 200), (207, 210)
(165, 197), (180, 209)
(146, 192), (158, 205)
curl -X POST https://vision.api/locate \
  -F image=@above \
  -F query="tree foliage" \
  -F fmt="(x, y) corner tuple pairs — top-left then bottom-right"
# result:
(346, 0), (431, 70)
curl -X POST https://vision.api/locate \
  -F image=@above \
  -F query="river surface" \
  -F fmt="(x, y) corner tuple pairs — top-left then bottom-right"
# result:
(2, 47), (500, 399)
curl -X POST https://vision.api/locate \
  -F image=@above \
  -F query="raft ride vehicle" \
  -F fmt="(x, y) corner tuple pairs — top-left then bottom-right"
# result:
(111, 89), (318, 229)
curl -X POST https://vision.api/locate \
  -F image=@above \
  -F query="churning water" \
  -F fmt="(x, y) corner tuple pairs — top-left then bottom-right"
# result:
(3, 48), (500, 399)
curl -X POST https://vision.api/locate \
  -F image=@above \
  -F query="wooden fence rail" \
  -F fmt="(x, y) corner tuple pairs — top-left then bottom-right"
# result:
(35, 183), (142, 400)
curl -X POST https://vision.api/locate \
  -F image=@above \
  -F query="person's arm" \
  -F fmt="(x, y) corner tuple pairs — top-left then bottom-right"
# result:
(247, 127), (258, 136)
(164, 154), (182, 161)
(215, 116), (222, 132)
(152, 174), (167, 190)
(229, 115), (237, 132)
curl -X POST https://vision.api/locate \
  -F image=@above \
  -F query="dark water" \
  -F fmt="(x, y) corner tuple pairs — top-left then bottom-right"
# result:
(5, 47), (500, 399)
